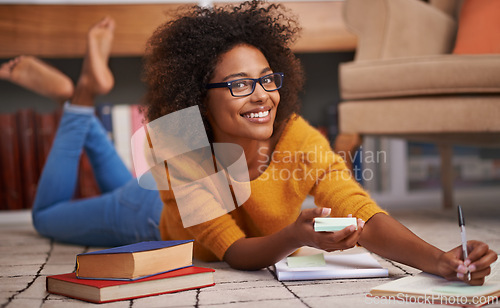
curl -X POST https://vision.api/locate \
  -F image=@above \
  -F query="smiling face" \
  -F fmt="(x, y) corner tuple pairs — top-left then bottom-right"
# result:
(205, 44), (280, 145)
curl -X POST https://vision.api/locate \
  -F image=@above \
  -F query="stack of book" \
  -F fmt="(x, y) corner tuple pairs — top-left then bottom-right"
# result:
(46, 240), (215, 304)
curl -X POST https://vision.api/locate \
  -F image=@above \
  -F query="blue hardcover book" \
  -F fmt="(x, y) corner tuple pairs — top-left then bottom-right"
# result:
(76, 240), (194, 281)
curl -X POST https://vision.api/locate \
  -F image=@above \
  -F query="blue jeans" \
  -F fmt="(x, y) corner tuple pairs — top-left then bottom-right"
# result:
(32, 104), (163, 246)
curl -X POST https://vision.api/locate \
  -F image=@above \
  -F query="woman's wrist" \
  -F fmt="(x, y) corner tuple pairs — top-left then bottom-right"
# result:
(414, 245), (446, 276)
(431, 248), (447, 276)
(282, 222), (302, 250)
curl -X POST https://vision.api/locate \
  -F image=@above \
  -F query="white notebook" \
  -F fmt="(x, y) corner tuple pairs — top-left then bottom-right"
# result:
(273, 252), (389, 281)
(369, 259), (500, 307)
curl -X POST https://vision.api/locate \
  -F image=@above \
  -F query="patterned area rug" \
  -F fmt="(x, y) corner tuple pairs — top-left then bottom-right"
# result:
(1, 204), (499, 308)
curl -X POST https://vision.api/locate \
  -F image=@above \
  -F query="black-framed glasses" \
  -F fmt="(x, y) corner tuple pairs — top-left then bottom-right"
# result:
(206, 72), (284, 97)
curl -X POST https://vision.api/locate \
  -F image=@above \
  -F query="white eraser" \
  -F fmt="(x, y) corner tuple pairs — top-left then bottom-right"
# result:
(314, 217), (357, 232)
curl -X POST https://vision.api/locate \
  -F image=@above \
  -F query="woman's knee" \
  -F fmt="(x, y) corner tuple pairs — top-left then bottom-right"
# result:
(31, 210), (51, 238)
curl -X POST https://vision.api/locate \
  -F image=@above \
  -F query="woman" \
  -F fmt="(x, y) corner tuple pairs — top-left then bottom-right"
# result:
(3, 1), (494, 285)
(142, 0), (496, 284)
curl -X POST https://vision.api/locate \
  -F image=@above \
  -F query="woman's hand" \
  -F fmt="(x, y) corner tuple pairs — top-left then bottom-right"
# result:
(436, 240), (497, 286)
(291, 207), (365, 252)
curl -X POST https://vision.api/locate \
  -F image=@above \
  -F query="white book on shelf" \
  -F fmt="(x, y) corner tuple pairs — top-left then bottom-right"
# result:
(111, 105), (133, 171)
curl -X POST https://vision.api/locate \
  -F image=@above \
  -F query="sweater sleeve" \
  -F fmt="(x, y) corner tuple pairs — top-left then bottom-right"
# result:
(159, 188), (247, 261)
(154, 146), (247, 261)
(304, 129), (387, 222)
(186, 210), (247, 261)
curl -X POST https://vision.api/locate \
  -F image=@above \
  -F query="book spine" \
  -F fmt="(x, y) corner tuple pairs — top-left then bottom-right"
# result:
(96, 102), (114, 142)
(111, 105), (133, 171)
(0, 113), (24, 210)
(130, 104), (144, 135)
(129, 104), (144, 178)
(16, 109), (39, 208)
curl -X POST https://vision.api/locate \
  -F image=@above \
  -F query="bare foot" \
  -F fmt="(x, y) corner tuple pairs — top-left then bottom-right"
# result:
(0, 56), (74, 104)
(77, 16), (115, 100)
(0, 58), (20, 80)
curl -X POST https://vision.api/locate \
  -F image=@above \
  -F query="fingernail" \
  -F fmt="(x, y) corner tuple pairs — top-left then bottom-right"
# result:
(347, 214), (352, 218)
(349, 226), (355, 232)
(457, 273), (464, 279)
(468, 264), (476, 272)
(357, 219), (364, 228)
(464, 259), (471, 266)
(457, 265), (467, 273)
(360, 221), (365, 228)
(322, 208), (331, 216)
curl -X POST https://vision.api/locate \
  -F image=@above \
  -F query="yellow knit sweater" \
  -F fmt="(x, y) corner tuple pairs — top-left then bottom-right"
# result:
(158, 116), (386, 261)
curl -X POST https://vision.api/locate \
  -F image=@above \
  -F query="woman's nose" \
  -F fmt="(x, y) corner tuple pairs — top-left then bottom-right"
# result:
(250, 82), (269, 103)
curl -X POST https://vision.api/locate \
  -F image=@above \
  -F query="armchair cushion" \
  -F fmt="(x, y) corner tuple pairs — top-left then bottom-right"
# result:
(344, 0), (456, 61)
(339, 96), (500, 135)
(452, 0), (500, 54)
(340, 54), (500, 100)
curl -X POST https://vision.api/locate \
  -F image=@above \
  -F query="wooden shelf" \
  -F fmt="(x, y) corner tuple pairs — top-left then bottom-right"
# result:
(0, 1), (356, 58)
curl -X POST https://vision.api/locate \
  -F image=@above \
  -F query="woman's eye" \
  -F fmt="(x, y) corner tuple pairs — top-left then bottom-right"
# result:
(262, 76), (273, 84)
(233, 80), (251, 89)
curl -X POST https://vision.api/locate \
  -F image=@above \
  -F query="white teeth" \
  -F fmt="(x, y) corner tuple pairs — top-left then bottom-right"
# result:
(244, 110), (269, 118)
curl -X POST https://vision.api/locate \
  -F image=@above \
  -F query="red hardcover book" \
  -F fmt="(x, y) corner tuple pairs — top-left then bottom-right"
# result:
(46, 266), (215, 304)
(16, 109), (39, 208)
(0, 113), (24, 210)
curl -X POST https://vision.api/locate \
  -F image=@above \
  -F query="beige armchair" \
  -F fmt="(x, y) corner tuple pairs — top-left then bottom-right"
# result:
(335, 0), (500, 208)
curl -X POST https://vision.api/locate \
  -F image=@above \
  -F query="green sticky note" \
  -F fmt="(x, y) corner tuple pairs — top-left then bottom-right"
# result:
(314, 217), (357, 232)
(433, 283), (497, 295)
(287, 253), (326, 268)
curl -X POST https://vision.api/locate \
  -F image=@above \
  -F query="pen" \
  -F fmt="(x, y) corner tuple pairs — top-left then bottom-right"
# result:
(457, 205), (471, 281)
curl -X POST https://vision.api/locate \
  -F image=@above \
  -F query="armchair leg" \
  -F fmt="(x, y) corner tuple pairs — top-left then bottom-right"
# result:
(438, 144), (454, 209)
(334, 133), (362, 172)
